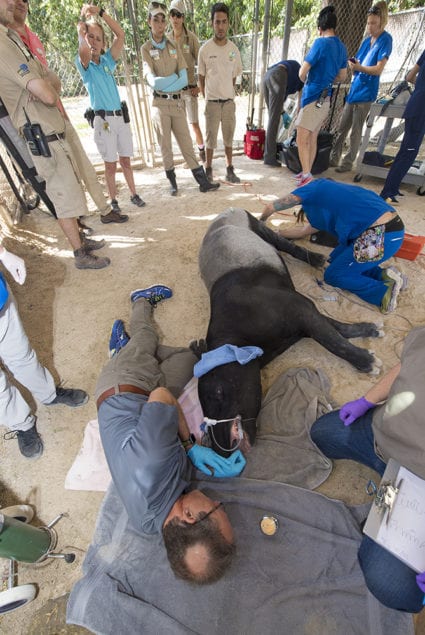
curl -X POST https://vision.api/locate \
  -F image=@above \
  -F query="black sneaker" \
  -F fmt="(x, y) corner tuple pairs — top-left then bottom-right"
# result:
(130, 194), (146, 207)
(111, 199), (121, 213)
(46, 387), (89, 408)
(4, 425), (44, 459)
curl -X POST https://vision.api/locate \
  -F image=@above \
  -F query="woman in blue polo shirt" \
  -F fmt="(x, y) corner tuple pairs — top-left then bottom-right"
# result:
(380, 49), (425, 202)
(294, 6), (347, 187)
(331, 1), (392, 173)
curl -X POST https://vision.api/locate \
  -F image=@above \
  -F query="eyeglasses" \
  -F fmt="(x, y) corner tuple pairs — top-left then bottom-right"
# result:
(193, 502), (223, 525)
(367, 7), (381, 15)
(170, 10), (183, 18)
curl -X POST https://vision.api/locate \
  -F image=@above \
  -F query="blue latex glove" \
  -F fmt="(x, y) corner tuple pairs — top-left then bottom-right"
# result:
(187, 445), (246, 478)
(339, 396), (375, 426)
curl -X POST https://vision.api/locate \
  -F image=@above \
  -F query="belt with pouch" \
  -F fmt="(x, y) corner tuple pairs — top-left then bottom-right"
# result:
(94, 109), (123, 117)
(96, 384), (151, 410)
(45, 132), (65, 143)
(153, 92), (181, 100)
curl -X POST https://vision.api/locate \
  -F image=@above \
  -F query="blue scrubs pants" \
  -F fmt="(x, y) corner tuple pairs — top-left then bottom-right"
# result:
(324, 229), (404, 306)
(381, 116), (425, 199)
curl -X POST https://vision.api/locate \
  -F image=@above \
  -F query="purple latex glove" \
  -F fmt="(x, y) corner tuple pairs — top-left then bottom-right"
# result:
(416, 571), (425, 594)
(339, 396), (375, 426)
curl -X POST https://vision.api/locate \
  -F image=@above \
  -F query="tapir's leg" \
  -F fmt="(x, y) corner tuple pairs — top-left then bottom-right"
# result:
(296, 301), (380, 373)
(326, 317), (384, 339)
(246, 211), (326, 269)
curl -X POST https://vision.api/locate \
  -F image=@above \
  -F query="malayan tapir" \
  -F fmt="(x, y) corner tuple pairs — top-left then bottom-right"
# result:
(196, 207), (382, 457)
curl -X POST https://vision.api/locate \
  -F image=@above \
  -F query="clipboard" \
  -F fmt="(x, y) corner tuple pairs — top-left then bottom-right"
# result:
(363, 458), (425, 573)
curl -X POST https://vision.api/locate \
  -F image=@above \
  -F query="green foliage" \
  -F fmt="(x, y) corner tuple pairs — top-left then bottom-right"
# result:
(27, 0), (423, 63)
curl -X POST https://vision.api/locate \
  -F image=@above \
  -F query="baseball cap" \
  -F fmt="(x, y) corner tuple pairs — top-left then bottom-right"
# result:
(169, 0), (185, 14)
(148, 2), (167, 17)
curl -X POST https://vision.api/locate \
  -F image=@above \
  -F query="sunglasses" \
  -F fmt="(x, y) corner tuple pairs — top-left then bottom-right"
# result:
(193, 502), (223, 525)
(367, 7), (381, 15)
(170, 10), (183, 18)
(150, 1), (167, 8)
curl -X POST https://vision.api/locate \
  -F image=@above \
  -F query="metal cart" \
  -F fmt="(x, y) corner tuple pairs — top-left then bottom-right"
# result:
(353, 102), (425, 196)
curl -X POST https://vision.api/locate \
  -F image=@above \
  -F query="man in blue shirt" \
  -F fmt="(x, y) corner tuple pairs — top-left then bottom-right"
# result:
(96, 284), (246, 584)
(380, 49), (425, 202)
(263, 59), (304, 167)
(331, 2), (392, 173)
(76, 4), (144, 216)
(0, 243), (88, 459)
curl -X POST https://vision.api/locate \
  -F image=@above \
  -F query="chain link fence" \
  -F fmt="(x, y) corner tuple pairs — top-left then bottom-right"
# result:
(1, 6), (424, 214)
(42, 6), (424, 147)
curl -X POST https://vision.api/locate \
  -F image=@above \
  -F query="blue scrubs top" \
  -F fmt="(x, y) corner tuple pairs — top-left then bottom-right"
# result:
(292, 178), (395, 247)
(302, 36), (347, 107)
(347, 31), (392, 103)
(75, 49), (122, 111)
(0, 274), (8, 311)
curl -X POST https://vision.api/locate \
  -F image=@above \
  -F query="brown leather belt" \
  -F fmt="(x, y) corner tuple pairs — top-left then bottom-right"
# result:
(96, 384), (150, 410)
(45, 132), (65, 143)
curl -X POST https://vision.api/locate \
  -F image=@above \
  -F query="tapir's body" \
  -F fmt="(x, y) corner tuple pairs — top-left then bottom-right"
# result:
(198, 208), (381, 456)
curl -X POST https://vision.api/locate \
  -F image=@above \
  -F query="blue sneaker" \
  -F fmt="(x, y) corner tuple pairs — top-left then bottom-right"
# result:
(109, 319), (130, 357)
(130, 285), (173, 307)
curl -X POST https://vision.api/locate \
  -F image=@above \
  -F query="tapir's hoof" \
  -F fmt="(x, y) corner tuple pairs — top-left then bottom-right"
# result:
(368, 353), (383, 375)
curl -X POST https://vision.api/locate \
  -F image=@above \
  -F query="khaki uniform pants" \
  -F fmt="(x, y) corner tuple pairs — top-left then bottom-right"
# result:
(152, 99), (198, 171)
(95, 299), (197, 401)
(64, 121), (109, 216)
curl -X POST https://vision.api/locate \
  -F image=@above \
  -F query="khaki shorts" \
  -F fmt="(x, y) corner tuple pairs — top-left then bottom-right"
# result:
(182, 92), (199, 124)
(31, 138), (87, 219)
(295, 98), (330, 132)
(94, 115), (133, 163)
(205, 100), (236, 149)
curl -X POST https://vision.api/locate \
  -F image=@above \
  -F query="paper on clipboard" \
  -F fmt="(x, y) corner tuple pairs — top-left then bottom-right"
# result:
(364, 459), (425, 573)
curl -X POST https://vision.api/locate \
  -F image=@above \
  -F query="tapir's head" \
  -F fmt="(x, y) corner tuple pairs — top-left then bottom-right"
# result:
(197, 360), (261, 458)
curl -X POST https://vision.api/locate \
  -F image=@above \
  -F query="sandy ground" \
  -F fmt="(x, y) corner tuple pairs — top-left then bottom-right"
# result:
(1, 151), (425, 633)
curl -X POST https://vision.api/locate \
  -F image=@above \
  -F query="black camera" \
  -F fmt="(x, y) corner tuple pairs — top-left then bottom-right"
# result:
(22, 109), (51, 157)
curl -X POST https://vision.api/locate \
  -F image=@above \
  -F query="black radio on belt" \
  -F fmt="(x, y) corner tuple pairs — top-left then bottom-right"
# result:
(22, 108), (51, 157)
(121, 100), (130, 123)
(315, 88), (329, 109)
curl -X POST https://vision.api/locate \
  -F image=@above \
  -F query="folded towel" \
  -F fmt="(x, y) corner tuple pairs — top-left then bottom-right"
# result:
(193, 344), (264, 378)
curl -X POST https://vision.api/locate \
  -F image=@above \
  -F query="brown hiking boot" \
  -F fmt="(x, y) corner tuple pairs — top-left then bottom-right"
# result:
(101, 210), (129, 224)
(74, 247), (111, 270)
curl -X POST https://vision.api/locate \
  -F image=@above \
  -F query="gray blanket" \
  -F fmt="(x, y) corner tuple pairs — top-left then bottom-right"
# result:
(243, 367), (333, 488)
(67, 369), (413, 635)
(67, 479), (412, 634)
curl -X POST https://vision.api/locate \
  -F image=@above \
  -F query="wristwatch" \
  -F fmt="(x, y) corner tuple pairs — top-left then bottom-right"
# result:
(181, 433), (196, 450)
(99, 7), (105, 17)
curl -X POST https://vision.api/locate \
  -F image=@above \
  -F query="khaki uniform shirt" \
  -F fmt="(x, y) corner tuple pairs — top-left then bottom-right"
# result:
(0, 24), (64, 135)
(372, 326), (425, 479)
(198, 38), (242, 100)
(141, 37), (186, 95)
(167, 27), (199, 86)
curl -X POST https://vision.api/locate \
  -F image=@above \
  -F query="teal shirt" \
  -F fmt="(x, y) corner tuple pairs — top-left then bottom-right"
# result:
(75, 49), (121, 111)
